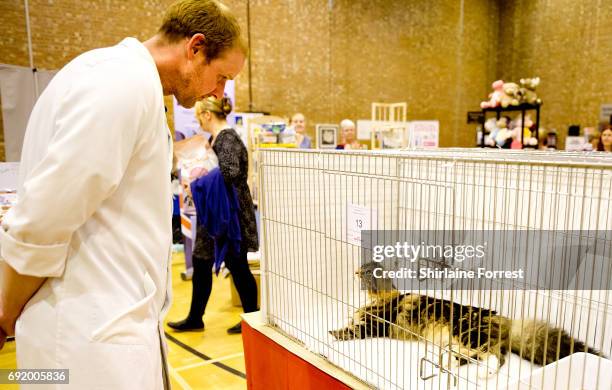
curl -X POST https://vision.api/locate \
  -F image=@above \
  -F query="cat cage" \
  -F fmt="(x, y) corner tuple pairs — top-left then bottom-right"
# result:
(257, 148), (612, 390)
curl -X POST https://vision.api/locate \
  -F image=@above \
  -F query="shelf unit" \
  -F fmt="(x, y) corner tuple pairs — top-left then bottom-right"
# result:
(480, 103), (541, 148)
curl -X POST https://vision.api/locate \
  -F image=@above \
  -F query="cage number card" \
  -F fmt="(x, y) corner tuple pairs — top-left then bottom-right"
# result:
(347, 203), (376, 246)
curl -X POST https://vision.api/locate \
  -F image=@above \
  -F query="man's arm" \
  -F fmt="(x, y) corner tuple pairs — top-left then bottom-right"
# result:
(0, 262), (45, 349)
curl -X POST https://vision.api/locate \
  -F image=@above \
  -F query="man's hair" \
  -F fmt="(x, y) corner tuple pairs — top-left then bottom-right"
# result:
(159, 0), (246, 62)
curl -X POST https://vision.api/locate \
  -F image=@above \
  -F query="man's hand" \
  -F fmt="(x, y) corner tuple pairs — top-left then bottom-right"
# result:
(0, 305), (16, 350)
(0, 262), (46, 350)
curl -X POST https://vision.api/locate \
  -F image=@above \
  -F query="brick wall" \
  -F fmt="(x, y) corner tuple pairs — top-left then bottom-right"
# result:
(1, 1), (610, 160)
(329, 0), (500, 147)
(0, 0), (176, 161)
(497, 0), (612, 147)
(0, 0), (29, 161)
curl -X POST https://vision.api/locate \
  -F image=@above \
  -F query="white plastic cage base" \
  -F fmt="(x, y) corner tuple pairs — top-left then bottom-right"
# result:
(500, 352), (612, 390)
(268, 297), (599, 390)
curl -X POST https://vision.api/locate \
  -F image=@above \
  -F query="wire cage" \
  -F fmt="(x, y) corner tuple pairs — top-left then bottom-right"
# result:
(257, 148), (612, 390)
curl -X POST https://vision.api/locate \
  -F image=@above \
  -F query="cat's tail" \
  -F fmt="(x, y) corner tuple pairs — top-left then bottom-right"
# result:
(509, 319), (602, 365)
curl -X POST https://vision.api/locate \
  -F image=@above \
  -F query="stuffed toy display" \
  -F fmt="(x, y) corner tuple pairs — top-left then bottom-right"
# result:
(481, 77), (542, 107)
(509, 114), (538, 148)
(484, 117), (498, 147)
(495, 117), (513, 148)
(480, 80), (506, 109)
(518, 77), (542, 105)
(501, 82), (521, 108)
(480, 77), (542, 148)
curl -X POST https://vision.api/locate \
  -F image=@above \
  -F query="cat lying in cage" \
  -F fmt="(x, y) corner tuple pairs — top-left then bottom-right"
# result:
(329, 262), (603, 377)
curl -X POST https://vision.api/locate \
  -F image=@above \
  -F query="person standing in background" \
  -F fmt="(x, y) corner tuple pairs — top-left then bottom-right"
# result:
(168, 96), (258, 335)
(0, 1), (246, 388)
(291, 112), (312, 148)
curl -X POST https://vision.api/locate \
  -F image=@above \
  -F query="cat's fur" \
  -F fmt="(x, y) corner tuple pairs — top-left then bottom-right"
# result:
(329, 263), (602, 376)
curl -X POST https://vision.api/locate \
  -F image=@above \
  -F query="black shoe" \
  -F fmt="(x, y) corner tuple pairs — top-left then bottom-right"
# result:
(227, 322), (242, 334)
(167, 318), (204, 332)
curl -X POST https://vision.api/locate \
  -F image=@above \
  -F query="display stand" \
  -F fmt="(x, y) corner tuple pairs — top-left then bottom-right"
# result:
(370, 122), (410, 149)
(176, 168), (198, 280)
(179, 212), (196, 281)
(246, 116), (290, 206)
(370, 102), (408, 149)
(480, 103), (541, 148)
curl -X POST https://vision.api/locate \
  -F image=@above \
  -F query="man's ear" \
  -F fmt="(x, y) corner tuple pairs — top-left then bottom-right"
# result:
(186, 33), (206, 60)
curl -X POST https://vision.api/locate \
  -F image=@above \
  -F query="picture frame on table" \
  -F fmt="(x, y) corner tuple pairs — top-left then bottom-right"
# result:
(316, 124), (339, 149)
(235, 115), (244, 127)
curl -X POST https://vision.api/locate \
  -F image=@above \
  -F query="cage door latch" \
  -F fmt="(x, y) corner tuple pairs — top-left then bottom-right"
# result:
(419, 357), (458, 387)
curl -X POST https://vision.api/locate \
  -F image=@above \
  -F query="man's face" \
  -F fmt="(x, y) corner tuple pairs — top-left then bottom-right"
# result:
(176, 46), (245, 108)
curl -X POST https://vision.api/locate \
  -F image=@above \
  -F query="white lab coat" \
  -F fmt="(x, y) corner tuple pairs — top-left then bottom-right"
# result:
(0, 38), (173, 389)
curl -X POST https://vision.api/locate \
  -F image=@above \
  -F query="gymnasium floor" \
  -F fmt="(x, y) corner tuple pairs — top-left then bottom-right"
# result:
(0, 251), (248, 389)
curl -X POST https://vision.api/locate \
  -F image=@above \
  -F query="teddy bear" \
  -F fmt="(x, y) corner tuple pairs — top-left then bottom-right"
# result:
(494, 117), (513, 148)
(481, 80), (506, 109)
(510, 114), (538, 148)
(501, 82), (520, 108)
(519, 77), (542, 105)
(483, 117), (498, 146)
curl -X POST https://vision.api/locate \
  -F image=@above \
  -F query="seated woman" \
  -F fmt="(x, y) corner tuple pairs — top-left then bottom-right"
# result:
(337, 119), (366, 150)
(168, 96), (259, 335)
(291, 112), (312, 149)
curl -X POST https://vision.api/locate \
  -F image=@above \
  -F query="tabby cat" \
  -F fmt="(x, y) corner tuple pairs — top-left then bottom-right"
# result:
(329, 262), (602, 377)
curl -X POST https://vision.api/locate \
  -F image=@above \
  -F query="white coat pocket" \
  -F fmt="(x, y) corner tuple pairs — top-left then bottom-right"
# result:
(91, 271), (157, 345)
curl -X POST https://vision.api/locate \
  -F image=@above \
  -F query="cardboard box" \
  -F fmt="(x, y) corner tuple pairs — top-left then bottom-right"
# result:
(230, 269), (261, 307)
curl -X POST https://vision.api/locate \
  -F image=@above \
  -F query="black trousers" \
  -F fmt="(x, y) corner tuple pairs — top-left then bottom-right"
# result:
(187, 242), (258, 322)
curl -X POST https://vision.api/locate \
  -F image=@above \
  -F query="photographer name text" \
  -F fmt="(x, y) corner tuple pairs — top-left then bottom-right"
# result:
(373, 267), (524, 280)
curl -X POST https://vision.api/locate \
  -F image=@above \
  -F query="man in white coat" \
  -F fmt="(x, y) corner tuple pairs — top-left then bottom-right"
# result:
(0, 1), (245, 388)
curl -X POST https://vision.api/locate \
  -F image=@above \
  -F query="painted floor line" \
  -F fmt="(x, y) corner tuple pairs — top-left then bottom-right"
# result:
(175, 352), (245, 372)
(167, 363), (193, 390)
(165, 331), (247, 379)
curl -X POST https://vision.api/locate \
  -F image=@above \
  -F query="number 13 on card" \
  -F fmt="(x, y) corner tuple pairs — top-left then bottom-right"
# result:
(347, 203), (376, 246)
